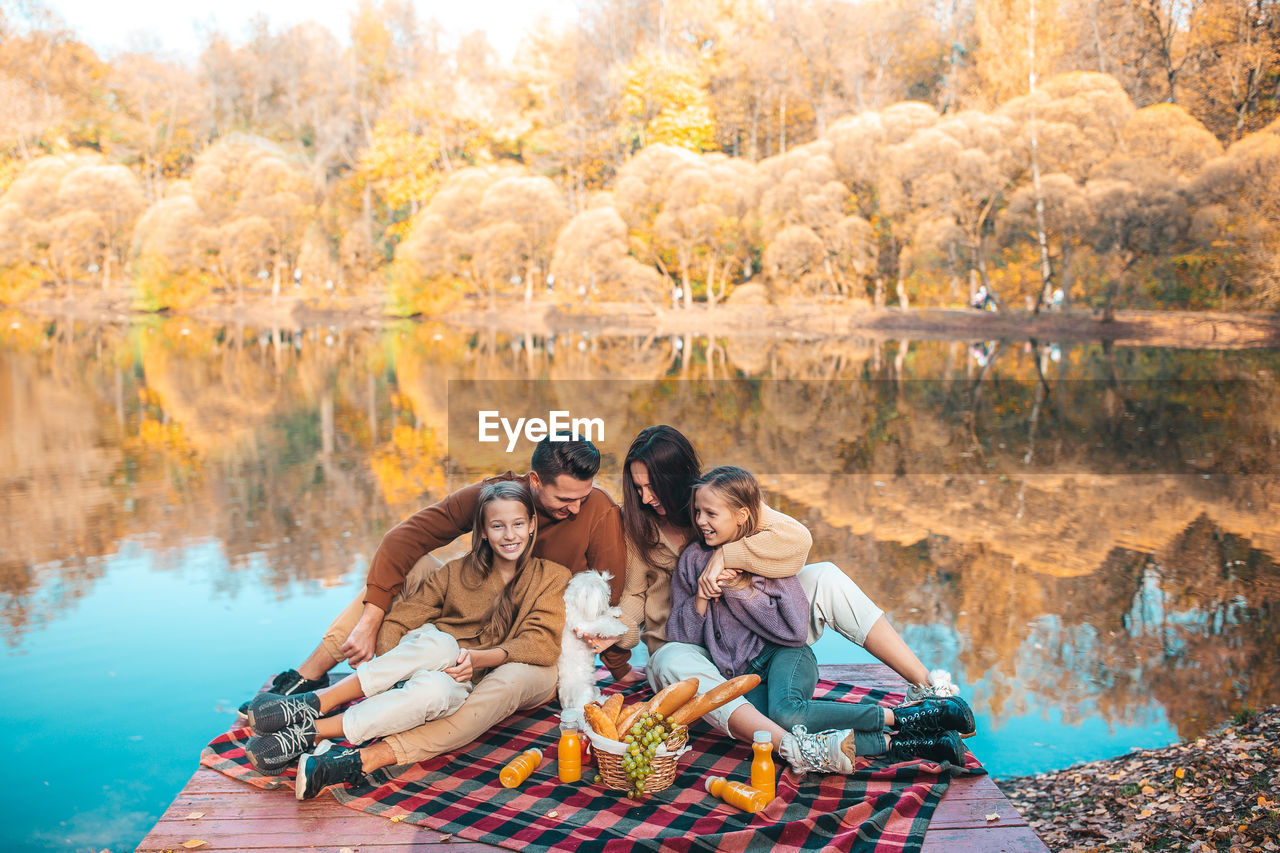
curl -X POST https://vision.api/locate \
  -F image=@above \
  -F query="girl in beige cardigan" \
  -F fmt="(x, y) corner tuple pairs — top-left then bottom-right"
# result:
(242, 481), (569, 798)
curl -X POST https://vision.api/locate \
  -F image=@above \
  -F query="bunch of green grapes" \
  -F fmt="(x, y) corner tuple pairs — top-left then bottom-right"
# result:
(619, 712), (668, 798)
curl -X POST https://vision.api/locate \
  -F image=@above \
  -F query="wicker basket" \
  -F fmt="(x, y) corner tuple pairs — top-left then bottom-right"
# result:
(585, 724), (689, 794)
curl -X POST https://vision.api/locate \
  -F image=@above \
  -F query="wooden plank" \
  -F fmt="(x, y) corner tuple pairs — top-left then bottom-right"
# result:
(138, 664), (1048, 852)
(919, 826), (1051, 852)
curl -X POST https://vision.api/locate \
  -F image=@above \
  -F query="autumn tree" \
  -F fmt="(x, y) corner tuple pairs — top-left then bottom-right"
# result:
(549, 203), (665, 302)
(1192, 122), (1280, 307)
(0, 153), (144, 297)
(1180, 0), (1280, 143)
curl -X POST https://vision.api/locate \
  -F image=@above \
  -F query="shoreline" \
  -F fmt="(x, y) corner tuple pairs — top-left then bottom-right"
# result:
(996, 705), (1280, 851)
(7, 291), (1280, 349)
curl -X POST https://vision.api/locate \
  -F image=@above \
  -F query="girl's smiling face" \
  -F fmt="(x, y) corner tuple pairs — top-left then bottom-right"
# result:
(693, 486), (748, 547)
(483, 498), (533, 565)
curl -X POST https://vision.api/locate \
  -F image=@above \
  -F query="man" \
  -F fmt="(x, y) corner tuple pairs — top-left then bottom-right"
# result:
(244, 434), (630, 711)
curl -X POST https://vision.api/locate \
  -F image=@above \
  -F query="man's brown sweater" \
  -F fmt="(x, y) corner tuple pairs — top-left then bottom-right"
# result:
(363, 471), (626, 611)
(376, 556), (570, 682)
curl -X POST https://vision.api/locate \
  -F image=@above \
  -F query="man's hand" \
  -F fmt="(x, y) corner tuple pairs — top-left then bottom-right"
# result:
(340, 604), (385, 666)
(444, 649), (473, 684)
(696, 549), (740, 600)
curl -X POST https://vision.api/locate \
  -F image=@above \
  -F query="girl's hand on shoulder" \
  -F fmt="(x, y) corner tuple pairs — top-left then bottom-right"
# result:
(445, 649), (473, 684)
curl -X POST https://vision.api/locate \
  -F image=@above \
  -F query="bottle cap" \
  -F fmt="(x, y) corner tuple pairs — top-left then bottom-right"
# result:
(753, 730), (771, 743)
(704, 775), (723, 793)
(525, 747), (542, 759)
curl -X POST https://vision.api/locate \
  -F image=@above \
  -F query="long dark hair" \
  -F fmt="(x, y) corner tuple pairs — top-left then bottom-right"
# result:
(464, 480), (538, 644)
(622, 425), (701, 572)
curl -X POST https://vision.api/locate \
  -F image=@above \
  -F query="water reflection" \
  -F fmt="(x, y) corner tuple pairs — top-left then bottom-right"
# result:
(1, 314), (1276, 761)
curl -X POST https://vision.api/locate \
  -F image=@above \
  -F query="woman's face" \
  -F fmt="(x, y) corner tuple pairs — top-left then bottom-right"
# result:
(483, 498), (533, 564)
(629, 461), (666, 516)
(693, 487), (747, 547)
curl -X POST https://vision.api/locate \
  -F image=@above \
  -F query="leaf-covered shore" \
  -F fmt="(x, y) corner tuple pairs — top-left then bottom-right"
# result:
(997, 706), (1280, 852)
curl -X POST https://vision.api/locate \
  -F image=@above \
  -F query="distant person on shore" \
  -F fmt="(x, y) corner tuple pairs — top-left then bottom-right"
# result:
(240, 434), (633, 717)
(241, 481), (570, 798)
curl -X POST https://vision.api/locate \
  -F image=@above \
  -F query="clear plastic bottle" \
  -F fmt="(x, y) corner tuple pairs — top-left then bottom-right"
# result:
(499, 748), (543, 788)
(558, 709), (583, 783)
(750, 730), (776, 801)
(704, 775), (770, 813)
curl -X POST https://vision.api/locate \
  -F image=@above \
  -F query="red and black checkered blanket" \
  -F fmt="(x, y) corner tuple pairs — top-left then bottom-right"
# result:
(202, 673), (984, 853)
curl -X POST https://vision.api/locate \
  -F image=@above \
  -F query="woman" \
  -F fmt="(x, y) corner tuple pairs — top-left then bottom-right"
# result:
(242, 481), (569, 799)
(610, 425), (962, 774)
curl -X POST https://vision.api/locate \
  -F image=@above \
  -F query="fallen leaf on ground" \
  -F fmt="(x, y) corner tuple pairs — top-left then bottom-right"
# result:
(182, 841), (207, 850)
(548, 809), (559, 818)
(985, 813), (999, 822)
(389, 815), (404, 822)
(182, 812), (205, 820)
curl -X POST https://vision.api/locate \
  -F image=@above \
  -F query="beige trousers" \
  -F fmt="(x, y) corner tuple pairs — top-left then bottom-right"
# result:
(342, 625), (471, 745)
(382, 661), (558, 765)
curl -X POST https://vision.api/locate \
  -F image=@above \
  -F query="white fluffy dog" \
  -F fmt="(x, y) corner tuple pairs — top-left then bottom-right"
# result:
(557, 570), (627, 712)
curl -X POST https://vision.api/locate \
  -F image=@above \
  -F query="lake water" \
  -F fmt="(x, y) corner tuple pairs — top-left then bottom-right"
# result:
(2, 312), (1276, 852)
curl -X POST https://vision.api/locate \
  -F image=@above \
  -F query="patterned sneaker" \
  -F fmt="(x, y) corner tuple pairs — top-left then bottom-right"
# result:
(905, 669), (960, 702)
(238, 669), (329, 715)
(779, 726), (855, 775)
(886, 729), (966, 766)
(246, 691), (322, 733)
(296, 741), (364, 800)
(892, 696), (976, 737)
(244, 720), (318, 775)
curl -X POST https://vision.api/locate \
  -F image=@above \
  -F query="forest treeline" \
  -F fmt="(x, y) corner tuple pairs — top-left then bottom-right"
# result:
(1, 0), (1279, 313)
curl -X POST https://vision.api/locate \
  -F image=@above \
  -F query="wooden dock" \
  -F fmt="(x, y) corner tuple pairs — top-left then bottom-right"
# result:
(137, 664), (1047, 852)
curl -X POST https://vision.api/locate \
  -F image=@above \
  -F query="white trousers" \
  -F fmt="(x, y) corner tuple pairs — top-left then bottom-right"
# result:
(648, 561), (884, 734)
(342, 624), (472, 745)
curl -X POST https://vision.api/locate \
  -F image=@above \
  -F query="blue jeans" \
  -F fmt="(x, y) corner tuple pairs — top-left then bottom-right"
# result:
(744, 643), (886, 733)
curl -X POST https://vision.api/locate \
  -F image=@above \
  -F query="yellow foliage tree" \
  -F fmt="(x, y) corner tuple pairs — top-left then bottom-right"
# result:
(620, 52), (717, 153)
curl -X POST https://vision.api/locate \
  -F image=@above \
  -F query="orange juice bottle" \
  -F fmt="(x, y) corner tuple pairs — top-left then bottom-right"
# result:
(704, 776), (769, 813)
(558, 710), (583, 783)
(751, 730), (776, 801)
(500, 748), (542, 788)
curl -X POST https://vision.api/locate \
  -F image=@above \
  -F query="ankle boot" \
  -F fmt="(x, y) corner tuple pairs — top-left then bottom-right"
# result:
(296, 742), (364, 800)
(886, 729), (966, 766)
(892, 696), (975, 737)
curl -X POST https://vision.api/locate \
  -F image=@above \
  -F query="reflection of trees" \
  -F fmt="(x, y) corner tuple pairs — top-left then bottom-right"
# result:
(4, 318), (1278, 745)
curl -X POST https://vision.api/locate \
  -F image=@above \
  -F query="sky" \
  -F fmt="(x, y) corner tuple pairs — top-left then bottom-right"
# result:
(43, 0), (572, 63)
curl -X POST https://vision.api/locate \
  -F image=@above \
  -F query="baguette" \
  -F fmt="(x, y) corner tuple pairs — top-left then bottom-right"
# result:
(602, 692), (624, 725)
(649, 677), (699, 719)
(615, 699), (651, 735)
(667, 674), (761, 727)
(582, 702), (618, 740)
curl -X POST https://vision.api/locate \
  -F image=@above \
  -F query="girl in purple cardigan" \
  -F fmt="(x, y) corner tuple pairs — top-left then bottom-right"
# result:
(667, 467), (973, 769)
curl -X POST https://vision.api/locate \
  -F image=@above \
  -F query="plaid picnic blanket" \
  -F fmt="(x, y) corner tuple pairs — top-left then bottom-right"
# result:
(202, 672), (985, 853)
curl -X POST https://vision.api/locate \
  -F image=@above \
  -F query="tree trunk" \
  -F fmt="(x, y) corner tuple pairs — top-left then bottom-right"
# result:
(1028, 0), (1053, 313)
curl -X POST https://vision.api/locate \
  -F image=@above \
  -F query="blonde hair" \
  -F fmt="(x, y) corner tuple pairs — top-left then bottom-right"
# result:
(691, 465), (762, 544)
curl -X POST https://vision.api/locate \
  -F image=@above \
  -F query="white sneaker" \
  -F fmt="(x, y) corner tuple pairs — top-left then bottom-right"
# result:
(779, 726), (854, 775)
(905, 669), (960, 702)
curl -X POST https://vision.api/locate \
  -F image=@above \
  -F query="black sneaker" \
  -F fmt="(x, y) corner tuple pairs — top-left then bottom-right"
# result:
(296, 741), (364, 800)
(244, 720), (318, 775)
(246, 691), (322, 733)
(886, 729), (966, 766)
(892, 696), (976, 737)
(238, 669), (329, 716)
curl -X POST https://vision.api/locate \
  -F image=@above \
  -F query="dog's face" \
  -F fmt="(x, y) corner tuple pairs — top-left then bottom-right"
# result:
(563, 570), (614, 622)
